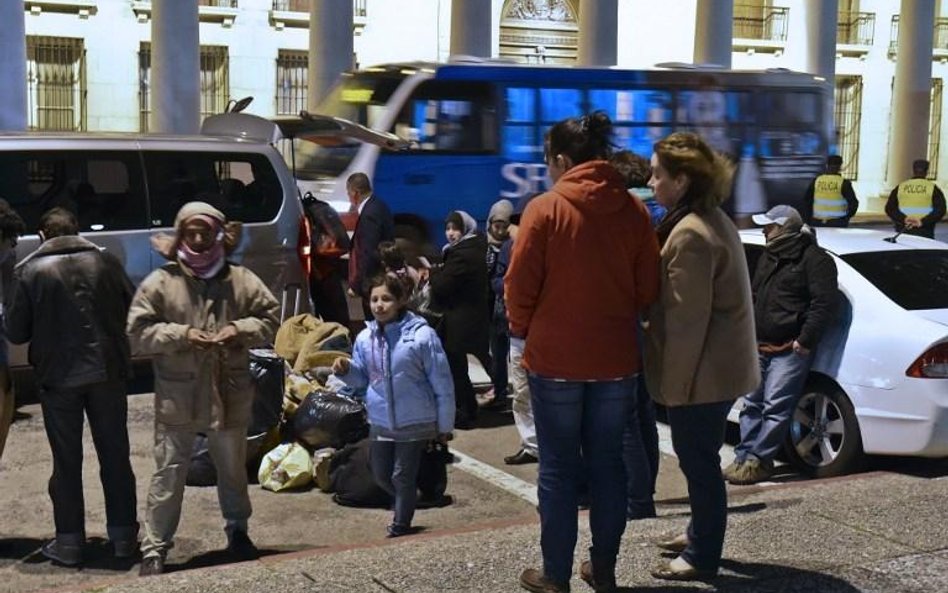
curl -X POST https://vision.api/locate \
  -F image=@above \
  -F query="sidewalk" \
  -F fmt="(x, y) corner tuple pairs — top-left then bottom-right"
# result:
(38, 469), (948, 593)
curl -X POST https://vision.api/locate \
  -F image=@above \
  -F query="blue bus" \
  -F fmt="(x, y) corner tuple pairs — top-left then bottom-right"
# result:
(285, 60), (834, 249)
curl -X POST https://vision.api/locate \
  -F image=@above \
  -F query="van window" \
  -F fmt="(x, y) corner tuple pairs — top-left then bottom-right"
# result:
(0, 151), (147, 232)
(143, 151), (283, 227)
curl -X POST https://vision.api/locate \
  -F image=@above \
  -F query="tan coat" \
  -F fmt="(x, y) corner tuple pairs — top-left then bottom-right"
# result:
(644, 209), (760, 407)
(127, 263), (279, 430)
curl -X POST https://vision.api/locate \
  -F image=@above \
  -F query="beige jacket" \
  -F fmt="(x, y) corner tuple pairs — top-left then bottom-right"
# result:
(127, 263), (279, 430)
(644, 209), (760, 407)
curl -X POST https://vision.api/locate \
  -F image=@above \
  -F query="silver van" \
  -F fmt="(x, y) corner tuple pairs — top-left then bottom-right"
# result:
(0, 112), (401, 385)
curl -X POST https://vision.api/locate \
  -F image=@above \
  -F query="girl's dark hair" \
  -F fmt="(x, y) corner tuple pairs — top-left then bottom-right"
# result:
(366, 273), (410, 304)
(378, 240), (405, 270)
(444, 211), (464, 230)
(545, 111), (614, 166)
(610, 150), (651, 189)
(0, 199), (26, 242)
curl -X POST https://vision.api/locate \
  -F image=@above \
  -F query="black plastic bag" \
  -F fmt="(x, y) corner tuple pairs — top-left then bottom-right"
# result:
(249, 348), (285, 435)
(293, 390), (368, 449)
(186, 431), (275, 487)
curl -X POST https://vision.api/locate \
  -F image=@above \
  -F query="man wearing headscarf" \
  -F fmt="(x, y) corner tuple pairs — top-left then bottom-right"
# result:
(724, 205), (838, 485)
(127, 202), (280, 576)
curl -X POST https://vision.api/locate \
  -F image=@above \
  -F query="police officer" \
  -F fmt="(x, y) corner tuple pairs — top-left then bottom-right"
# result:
(886, 159), (947, 239)
(803, 155), (858, 227)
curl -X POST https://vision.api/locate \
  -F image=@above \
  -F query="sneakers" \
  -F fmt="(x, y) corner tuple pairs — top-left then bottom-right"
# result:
(41, 539), (82, 566)
(226, 530), (259, 561)
(725, 457), (775, 485)
(519, 568), (570, 593)
(139, 555), (164, 577)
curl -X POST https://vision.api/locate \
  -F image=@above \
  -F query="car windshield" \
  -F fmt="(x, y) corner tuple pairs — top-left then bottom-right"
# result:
(289, 73), (404, 179)
(841, 250), (948, 310)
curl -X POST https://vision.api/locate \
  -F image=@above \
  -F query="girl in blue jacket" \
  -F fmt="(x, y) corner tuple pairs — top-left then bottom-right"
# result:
(332, 274), (455, 537)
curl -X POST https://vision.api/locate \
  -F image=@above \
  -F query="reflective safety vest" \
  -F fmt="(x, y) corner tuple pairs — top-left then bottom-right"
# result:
(812, 174), (847, 219)
(897, 178), (936, 216)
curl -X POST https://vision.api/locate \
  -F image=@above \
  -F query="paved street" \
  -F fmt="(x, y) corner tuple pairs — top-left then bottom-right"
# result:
(1, 378), (947, 593)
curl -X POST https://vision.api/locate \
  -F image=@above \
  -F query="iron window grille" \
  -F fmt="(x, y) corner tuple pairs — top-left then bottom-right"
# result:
(26, 36), (86, 131)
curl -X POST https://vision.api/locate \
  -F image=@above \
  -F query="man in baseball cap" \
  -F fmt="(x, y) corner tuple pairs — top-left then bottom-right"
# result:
(725, 204), (838, 485)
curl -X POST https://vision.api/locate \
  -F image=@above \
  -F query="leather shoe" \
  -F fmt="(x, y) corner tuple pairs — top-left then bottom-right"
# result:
(139, 555), (164, 577)
(650, 559), (717, 581)
(655, 533), (689, 553)
(580, 560), (616, 592)
(519, 568), (570, 593)
(504, 448), (538, 465)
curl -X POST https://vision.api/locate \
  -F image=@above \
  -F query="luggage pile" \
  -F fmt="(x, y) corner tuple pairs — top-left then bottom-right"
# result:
(189, 313), (453, 508)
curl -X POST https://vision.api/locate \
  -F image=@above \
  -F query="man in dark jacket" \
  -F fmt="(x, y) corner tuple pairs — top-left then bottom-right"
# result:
(346, 173), (394, 319)
(724, 205), (838, 485)
(5, 208), (138, 566)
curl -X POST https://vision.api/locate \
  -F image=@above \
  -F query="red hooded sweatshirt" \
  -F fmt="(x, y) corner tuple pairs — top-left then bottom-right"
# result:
(505, 160), (661, 380)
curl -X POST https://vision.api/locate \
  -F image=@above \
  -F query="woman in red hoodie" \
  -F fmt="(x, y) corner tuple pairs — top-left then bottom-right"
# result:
(506, 112), (661, 593)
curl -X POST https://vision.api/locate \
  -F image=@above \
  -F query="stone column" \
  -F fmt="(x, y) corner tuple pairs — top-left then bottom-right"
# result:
(0, 0), (27, 131)
(151, 0), (200, 134)
(578, 0), (618, 67)
(887, 0), (935, 186)
(693, 0), (733, 68)
(806, 0), (838, 79)
(308, 0), (353, 111)
(450, 0), (492, 58)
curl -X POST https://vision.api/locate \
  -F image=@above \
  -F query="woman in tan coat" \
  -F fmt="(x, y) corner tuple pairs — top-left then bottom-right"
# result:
(644, 133), (760, 580)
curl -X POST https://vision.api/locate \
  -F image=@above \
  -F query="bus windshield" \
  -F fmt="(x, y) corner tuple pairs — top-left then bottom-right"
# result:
(291, 72), (404, 179)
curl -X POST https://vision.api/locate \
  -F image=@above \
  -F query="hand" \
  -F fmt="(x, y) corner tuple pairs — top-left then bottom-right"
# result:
(792, 340), (810, 356)
(332, 357), (351, 375)
(417, 267), (430, 282)
(437, 432), (453, 444)
(212, 324), (239, 346)
(346, 288), (357, 298)
(905, 216), (922, 229)
(186, 328), (216, 350)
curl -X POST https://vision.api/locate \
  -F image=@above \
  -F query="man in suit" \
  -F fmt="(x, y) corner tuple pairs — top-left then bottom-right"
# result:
(346, 173), (395, 319)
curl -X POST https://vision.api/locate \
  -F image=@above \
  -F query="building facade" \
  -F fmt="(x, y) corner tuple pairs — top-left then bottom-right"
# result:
(14, 0), (948, 207)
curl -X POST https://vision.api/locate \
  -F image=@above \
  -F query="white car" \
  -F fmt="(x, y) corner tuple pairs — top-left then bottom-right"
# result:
(737, 227), (948, 477)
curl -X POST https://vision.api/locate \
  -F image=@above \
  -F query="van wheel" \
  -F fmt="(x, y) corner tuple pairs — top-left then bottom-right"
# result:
(784, 384), (863, 478)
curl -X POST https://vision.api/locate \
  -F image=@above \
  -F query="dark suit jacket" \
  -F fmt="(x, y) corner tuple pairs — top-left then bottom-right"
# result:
(348, 195), (395, 296)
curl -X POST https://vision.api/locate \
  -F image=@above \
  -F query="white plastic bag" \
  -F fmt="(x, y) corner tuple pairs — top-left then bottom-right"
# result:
(258, 442), (313, 492)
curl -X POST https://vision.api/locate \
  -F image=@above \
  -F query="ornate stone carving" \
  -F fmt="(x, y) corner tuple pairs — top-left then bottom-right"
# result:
(503, 0), (575, 23)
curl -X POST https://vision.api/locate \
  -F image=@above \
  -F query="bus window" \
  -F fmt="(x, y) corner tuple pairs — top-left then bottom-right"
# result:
(540, 88), (583, 122)
(317, 73), (403, 128)
(589, 89), (673, 156)
(760, 91), (820, 126)
(504, 87), (539, 160)
(392, 80), (497, 153)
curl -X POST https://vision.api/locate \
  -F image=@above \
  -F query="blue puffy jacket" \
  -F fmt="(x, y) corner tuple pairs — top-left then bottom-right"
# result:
(339, 311), (455, 436)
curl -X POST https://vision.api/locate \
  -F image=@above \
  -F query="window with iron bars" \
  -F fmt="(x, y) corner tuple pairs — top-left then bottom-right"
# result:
(139, 43), (230, 132)
(276, 50), (308, 116)
(834, 75), (862, 180)
(26, 36), (86, 131)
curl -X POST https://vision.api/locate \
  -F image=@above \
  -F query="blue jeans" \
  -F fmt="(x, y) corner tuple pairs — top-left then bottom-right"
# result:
(623, 374), (659, 519)
(370, 440), (427, 528)
(666, 400), (733, 571)
(489, 311), (509, 397)
(529, 374), (635, 584)
(735, 350), (813, 463)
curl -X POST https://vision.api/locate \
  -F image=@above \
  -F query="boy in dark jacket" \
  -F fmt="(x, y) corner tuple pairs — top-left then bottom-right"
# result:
(725, 205), (838, 485)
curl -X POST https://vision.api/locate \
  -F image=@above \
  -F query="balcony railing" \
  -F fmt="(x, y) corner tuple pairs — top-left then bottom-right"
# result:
(272, 0), (366, 18)
(837, 11), (875, 46)
(890, 15), (948, 55)
(733, 5), (789, 42)
(132, 1), (238, 25)
(270, 0), (367, 30)
(199, 0), (237, 7)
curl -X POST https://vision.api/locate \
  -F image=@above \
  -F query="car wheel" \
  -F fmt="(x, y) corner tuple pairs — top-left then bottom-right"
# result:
(785, 384), (863, 478)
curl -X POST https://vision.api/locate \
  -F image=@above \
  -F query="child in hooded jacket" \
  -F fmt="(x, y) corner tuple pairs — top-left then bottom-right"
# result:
(332, 274), (454, 537)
